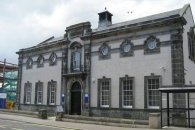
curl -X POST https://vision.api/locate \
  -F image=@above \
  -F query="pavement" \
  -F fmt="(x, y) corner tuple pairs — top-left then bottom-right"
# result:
(0, 113), (195, 130)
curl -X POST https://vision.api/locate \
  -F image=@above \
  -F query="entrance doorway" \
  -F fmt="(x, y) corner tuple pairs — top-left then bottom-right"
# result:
(71, 82), (81, 115)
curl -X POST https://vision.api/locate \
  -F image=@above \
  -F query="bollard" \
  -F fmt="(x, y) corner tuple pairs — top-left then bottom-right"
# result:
(149, 113), (160, 129)
(56, 112), (63, 121)
(39, 109), (48, 119)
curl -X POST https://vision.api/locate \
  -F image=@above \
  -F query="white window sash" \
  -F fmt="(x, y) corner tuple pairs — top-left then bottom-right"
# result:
(122, 78), (133, 108)
(147, 78), (160, 108)
(49, 83), (56, 105)
(26, 86), (31, 104)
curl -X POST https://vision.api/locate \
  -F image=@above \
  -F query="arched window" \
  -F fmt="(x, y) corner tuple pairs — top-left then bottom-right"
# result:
(49, 52), (57, 66)
(35, 81), (43, 104)
(70, 41), (82, 72)
(37, 55), (44, 68)
(144, 36), (160, 54)
(24, 81), (32, 104)
(120, 39), (134, 57)
(26, 57), (33, 69)
(99, 43), (111, 59)
(47, 80), (57, 105)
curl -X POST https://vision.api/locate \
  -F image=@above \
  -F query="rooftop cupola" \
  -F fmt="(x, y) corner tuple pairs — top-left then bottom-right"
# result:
(98, 10), (113, 28)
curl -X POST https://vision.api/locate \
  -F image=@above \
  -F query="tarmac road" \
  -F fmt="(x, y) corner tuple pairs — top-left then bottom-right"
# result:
(0, 112), (194, 130)
(0, 118), (76, 130)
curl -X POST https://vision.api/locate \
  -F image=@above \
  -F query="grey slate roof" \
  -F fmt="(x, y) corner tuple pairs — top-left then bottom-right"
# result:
(93, 4), (189, 32)
(37, 36), (65, 46)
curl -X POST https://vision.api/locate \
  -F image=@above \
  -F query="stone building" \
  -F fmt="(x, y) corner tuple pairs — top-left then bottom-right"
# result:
(16, 4), (195, 119)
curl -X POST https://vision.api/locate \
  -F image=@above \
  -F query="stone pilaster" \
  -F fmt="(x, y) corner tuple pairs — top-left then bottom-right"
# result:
(83, 43), (91, 116)
(15, 52), (23, 110)
(171, 28), (186, 126)
(171, 28), (185, 108)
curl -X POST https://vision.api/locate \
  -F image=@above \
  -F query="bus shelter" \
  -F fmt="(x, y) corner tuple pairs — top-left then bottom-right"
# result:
(159, 86), (195, 128)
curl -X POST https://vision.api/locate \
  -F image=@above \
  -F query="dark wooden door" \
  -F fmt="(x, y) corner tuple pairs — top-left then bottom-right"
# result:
(71, 82), (81, 115)
(71, 91), (81, 115)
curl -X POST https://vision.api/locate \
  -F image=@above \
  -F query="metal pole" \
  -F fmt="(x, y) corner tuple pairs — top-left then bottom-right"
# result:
(2, 59), (6, 88)
(187, 92), (190, 128)
(167, 92), (170, 126)
(160, 92), (163, 128)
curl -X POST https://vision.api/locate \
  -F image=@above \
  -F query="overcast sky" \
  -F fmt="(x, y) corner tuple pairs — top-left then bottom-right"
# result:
(0, 0), (194, 64)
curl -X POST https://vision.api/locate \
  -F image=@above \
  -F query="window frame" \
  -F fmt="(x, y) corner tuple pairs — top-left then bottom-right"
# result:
(49, 52), (57, 66)
(119, 76), (134, 109)
(37, 55), (44, 68)
(71, 49), (81, 71)
(144, 75), (161, 109)
(98, 77), (111, 108)
(120, 39), (134, 57)
(26, 57), (33, 69)
(47, 80), (57, 105)
(99, 43), (111, 59)
(24, 81), (32, 104)
(144, 36), (160, 54)
(188, 27), (195, 62)
(35, 81), (43, 105)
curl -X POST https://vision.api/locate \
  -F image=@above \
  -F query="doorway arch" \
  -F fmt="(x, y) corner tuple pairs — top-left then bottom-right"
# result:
(71, 82), (81, 115)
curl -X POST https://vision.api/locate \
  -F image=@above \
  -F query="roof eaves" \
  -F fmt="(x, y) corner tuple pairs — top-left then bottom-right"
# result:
(179, 4), (190, 17)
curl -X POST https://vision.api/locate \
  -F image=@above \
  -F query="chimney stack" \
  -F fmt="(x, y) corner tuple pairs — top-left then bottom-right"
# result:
(98, 10), (113, 28)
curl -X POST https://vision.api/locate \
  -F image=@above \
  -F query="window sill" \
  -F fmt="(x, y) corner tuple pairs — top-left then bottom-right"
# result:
(148, 106), (160, 109)
(101, 105), (109, 108)
(122, 106), (133, 109)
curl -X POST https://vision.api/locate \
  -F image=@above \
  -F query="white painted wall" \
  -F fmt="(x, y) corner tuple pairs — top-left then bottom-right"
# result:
(90, 33), (172, 109)
(182, 6), (195, 85)
(20, 51), (62, 105)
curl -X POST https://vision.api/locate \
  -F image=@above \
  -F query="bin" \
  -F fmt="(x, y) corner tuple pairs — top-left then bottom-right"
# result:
(149, 113), (161, 129)
(38, 109), (48, 119)
(0, 98), (6, 109)
(56, 112), (63, 121)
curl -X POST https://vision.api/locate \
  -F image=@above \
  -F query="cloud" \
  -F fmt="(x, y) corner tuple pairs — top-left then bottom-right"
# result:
(0, 0), (195, 64)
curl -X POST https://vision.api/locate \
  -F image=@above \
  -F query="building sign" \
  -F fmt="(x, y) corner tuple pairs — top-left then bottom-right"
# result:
(84, 94), (89, 104)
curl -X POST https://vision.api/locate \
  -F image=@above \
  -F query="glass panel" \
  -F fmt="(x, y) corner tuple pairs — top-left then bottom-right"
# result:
(147, 78), (160, 107)
(122, 78), (133, 107)
(101, 79), (110, 107)
(73, 51), (81, 70)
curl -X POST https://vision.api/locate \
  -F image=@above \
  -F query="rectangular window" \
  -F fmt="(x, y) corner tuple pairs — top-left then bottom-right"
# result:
(98, 78), (111, 108)
(35, 82), (43, 104)
(47, 81), (56, 105)
(72, 51), (81, 71)
(24, 82), (32, 104)
(188, 27), (195, 61)
(120, 77), (134, 108)
(26, 86), (31, 104)
(146, 76), (160, 109)
(50, 84), (55, 104)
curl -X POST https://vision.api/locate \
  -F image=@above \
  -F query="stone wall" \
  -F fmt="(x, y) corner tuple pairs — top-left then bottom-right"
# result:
(20, 104), (57, 116)
(90, 107), (159, 120)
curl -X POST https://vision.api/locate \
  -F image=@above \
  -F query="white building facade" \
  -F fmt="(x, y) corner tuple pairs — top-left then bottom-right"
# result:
(16, 4), (195, 119)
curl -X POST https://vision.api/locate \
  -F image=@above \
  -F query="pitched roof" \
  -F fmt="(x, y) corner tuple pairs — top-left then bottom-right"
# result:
(93, 4), (190, 32)
(37, 36), (65, 46)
